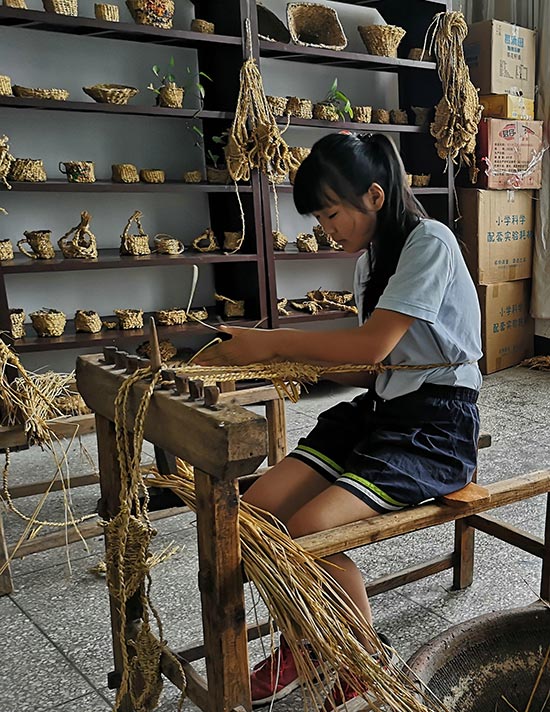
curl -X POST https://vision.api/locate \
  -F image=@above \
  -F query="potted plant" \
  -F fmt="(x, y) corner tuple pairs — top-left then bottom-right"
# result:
(148, 56), (211, 109)
(313, 78), (354, 122)
(191, 127), (230, 184)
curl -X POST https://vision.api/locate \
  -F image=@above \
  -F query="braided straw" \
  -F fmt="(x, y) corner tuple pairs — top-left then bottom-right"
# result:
(57, 210), (98, 259)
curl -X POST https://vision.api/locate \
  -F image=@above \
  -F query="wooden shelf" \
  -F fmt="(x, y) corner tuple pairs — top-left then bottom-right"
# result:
(276, 117), (429, 133)
(272, 184), (449, 196)
(278, 309), (357, 325)
(4, 180), (251, 193)
(274, 244), (359, 260)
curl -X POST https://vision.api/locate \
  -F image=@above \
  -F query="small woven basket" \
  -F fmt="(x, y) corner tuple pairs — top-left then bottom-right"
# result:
(216, 293), (245, 319)
(313, 224), (342, 250)
(154, 308), (187, 326)
(126, 0), (174, 29)
(353, 105), (372, 123)
(30, 309), (67, 337)
(137, 338), (176, 361)
(277, 298), (290, 316)
(296, 232), (318, 253)
(115, 308), (143, 330)
(10, 158), (47, 182)
(83, 84), (138, 105)
(412, 173), (431, 187)
(289, 146), (311, 164)
(191, 18), (214, 33)
(206, 166), (230, 184)
(120, 210), (150, 255)
(408, 48), (433, 62)
(223, 231), (244, 252)
(267, 96), (288, 117)
(140, 168), (165, 183)
(3, 0), (28, 7)
(112, 163), (139, 183)
(57, 210), (98, 259)
(390, 109), (408, 125)
(285, 96), (313, 119)
(42, 0), (78, 15)
(272, 230), (288, 251)
(0, 135), (14, 190)
(183, 169), (202, 183)
(405, 173), (413, 187)
(0, 76), (13, 97)
(0, 239), (14, 261)
(75, 309), (102, 333)
(287, 3), (347, 51)
(12, 85), (69, 101)
(313, 102), (339, 122)
(59, 160), (95, 183)
(94, 3), (119, 21)
(18, 230), (55, 259)
(9, 309), (25, 339)
(153, 233), (184, 254)
(372, 108), (390, 124)
(188, 307), (208, 322)
(158, 83), (184, 108)
(358, 24), (406, 58)
(192, 228), (219, 253)
(412, 106), (432, 127)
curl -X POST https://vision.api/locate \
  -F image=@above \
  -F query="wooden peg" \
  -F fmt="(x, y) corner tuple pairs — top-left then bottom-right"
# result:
(103, 345), (117, 364)
(161, 368), (176, 390)
(114, 350), (129, 370)
(149, 316), (162, 372)
(174, 374), (189, 395)
(126, 355), (141, 373)
(203, 385), (220, 409)
(188, 378), (204, 401)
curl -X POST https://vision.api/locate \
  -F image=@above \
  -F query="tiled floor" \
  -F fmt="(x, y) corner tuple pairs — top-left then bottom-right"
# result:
(2, 365), (550, 712)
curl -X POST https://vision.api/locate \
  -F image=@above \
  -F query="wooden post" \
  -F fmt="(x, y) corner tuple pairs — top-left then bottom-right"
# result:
(541, 492), (550, 602)
(452, 469), (478, 590)
(265, 398), (287, 466)
(195, 470), (251, 712)
(0, 513), (13, 595)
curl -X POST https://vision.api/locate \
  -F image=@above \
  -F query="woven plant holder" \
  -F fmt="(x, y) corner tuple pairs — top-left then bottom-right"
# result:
(183, 169), (202, 183)
(223, 231), (244, 252)
(154, 308), (187, 326)
(192, 228), (219, 253)
(112, 163), (140, 183)
(266, 95), (288, 117)
(287, 3), (347, 51)
(137, 338), (177, 361)
(353, 105), (372, 123)
(313, 224), (342, 250)
(0, 239), (14, 261)
(408, 48), (433, 62)
(412, 106), (432, 128)
(0, 76), (13, 96)
(12, 85), (69, 101)
(3, 0), (27, 7)
(188, 307), (208, 322)
(0, 135), (14, 190)
(115, 308), (143, 330)
(120, 210), (151, 255)
(390, 109), (409, 125)
(58, 211), (98, 259)
(206, 166), (230, 184)
(10, 158), (47, 182)
(30, 309), (67, 337)
(126, 0), (174, 29)
(158, 83), (184, 108)
(285, 96), (313, 119)
(94, 3), (119, 21)
(296, 232), (318, 253)
(358, 24), (406, 58)
(83, 84), (138, 105)
(258, 4), (290, 43)
(153, 233), (184, 254)
(140, 168), (165, 184)
(59, 160), (95, 183)
(75, 309), (102, 333)
(191, 18), (214, 33)
(18, 230), (55, 259)
(42, 0), (78, 15)
(412, 173), (431, 187)
(313, 102), (339, 122)
(372, 108), (390, 124)
(9, 309), (25, 339)
(216, 293), (245, 319)
(272, 230), (288, 251)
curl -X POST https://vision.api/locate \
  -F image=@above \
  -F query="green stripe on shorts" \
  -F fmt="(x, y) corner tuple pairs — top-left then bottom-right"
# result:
(342, 472), (408, 507)
(295, 444), (344, 474)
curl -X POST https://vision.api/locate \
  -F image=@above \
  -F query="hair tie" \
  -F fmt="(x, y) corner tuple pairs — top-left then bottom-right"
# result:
(357, 132), (374, 142)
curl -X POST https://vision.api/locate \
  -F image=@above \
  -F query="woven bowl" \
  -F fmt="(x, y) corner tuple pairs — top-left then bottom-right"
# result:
(191, 18), (214, 33)
(112, 163), (140, 183)
(126, 0), (174, 29)
(390, 109), (409, 125)
(83, 84), (139, 105)
(372, 108), (390, 124)
(13, 85), (69, 101)
(287, 2), (347, 51)
(267, 95), (288, 117)
(358, 24), (406, 57)
(3, 0), (28, 7)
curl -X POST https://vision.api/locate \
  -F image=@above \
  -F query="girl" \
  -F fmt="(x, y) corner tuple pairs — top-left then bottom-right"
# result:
(196, 132), (482, 711)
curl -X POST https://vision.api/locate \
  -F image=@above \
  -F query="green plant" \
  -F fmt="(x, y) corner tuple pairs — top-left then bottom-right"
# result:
(147, 56), (212, 106)
(324, 78), (353, 120)
(191, 126), (229, 168)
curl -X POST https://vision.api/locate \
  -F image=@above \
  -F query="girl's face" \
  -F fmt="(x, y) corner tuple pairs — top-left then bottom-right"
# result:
(312, 185), (384, 253)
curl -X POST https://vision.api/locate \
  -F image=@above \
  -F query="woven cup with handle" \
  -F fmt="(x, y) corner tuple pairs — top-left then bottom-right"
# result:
(18, 230), (55, 259)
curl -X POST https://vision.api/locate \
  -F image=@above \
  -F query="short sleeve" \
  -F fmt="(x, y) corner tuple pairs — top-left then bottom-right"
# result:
(376, 229), (453, 324)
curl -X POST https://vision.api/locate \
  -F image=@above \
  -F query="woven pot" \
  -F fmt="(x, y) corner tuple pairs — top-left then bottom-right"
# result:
(412, 106), (432, 128)
(158, 83), (184, 108)
(126, 0), (174, 29)
(154, 308), (187, 326)
(390, 109), (409, 125)
(296, 232), (318, 253)
(0, 76), (13, 97)
(57, 210), (98, 259)
(287, 3), (347, 51)
(115, 308), (143, 330)
(183, 169), (203, 183)
(358, 24), (406, 58)
(112, 163), (139, 183)
(372, 108), (390, 124)
(192, 228), (219, 253)
(313, 102), (339, 122)
(223, 231), (244, 252)
(412, 173), (431, 187)
(153, 233), (184, 254)
(75, 309), (102, 333)
(9, 309), (25, 339)
(59, 160), (95, 183)
(140, 168), (165, 183)
(0, 239), (14, 261)
(266, 95), (288, 117)
(272, 230), (288, 251)
(188, 307), (208, 322)
(285, 96), (313, 119)
(10, 158), (47, 182)
(83, 84), (138, 104)
(42, 0), (78, 15)
(408, 48), (433, 62)
(94, 3), (119, 20)
(18, 230), (55, 259)
(206, 166), (230, 184)
(353, 105), (372, 123)
(191, 18), (214, 33)
(258, 3), (290, 43)
(3, 0), (28, 7)
(30, 309), (66, 337)
(12, 85), (69, 101)
(120, 210), (150, 255)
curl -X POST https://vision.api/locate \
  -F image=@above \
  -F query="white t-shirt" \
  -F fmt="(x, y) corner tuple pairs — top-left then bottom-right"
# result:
(353, 219), (483, 400)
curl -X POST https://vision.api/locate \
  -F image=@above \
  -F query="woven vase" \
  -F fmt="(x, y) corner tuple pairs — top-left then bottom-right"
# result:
(75, 310), (102, 333)
(158, 83), (184, 108)
(112, 163), (140, 183)
(115, 308), (143, 330)
(30, 309), (67, 337)
(9, 309), (25, 339)
(0, 239), (14, 261)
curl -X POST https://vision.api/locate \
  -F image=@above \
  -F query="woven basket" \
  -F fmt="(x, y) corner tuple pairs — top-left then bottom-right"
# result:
(115, 308), (143, 330)
(153, 233), (184, 254)
(223, 231), (244, 252)
(405, 173), (413, 187)
(191, 18), (214, 33)
(390, 109), (408, 125)
(94, 3), (119, 20)
(0, 239), (14, 261)
(412, 173), (431, 187)
(313, 102), (339, 122)
(277, 298), (290, 316)
(372, 108), (390, 124)
(285, 96), (313, 119)
(154, 308), (187, 326)
(18, 230), (55, 259)
(126, 0), (174, 29)
(59, 160), (95, 183)
(267, 95), (288, 117)
(120, 210), (150, 255)
(83, 84), (138, 105)
(183, 169), (203, 183)
(412, 105), (432, 127)
(75, 309), (102, 333)
(296, 232), (318, 253)
(112, 163), (139, 183)
(408, 48), (433, 62)
(289, 168), (298, 185)
(30, 309), (66, 337)
(258, 3), (290, 43)
(9, 309), (25, 339)
(192, 228), (219, 253)
(0, 76), (13, 97)
(158, 83), (184, 108)
(358, 24), (406, 58)
(3, 0), (27, 7)
(42, 0), (78, 15)
(140, 168), (165, 183)
(0, 135), (14, 190)
(137, 338), (176, 361)
(313, 224), (342, 250)
(272, 230), (288, 251)
(353, 105), (372, 123)
(289, 146), (310, 164)
(188, 307), (208, 322)
(12, 85), (69, 101)
(216, 293), (245, 319)
(287, 3), (347, 51)
(58, 210), (98, 259)
(206, 166), (230, 184)
(10, 158), (47, 182)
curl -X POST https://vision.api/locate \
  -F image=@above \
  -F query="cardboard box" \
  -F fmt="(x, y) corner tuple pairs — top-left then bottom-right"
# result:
(480, 93), (535, 120)
(476, 118), (543, 189)
(478, 280), (534, 374)
(458, 189), (534, 284)
(464, 20), (536, 99)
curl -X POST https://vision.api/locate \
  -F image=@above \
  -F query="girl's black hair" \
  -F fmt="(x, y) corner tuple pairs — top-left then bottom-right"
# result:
(292, 132), (428, 317)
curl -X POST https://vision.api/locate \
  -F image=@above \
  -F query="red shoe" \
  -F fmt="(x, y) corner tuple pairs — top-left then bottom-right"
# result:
(250, 637), (302, 707)
(320, 678), (379, 712)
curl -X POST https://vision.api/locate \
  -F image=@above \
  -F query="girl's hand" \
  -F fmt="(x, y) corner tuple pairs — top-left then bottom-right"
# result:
(194, 326), (279, 366)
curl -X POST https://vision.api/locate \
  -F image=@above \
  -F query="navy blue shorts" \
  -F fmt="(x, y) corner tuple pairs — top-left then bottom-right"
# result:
(289, 384), (480, 513)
